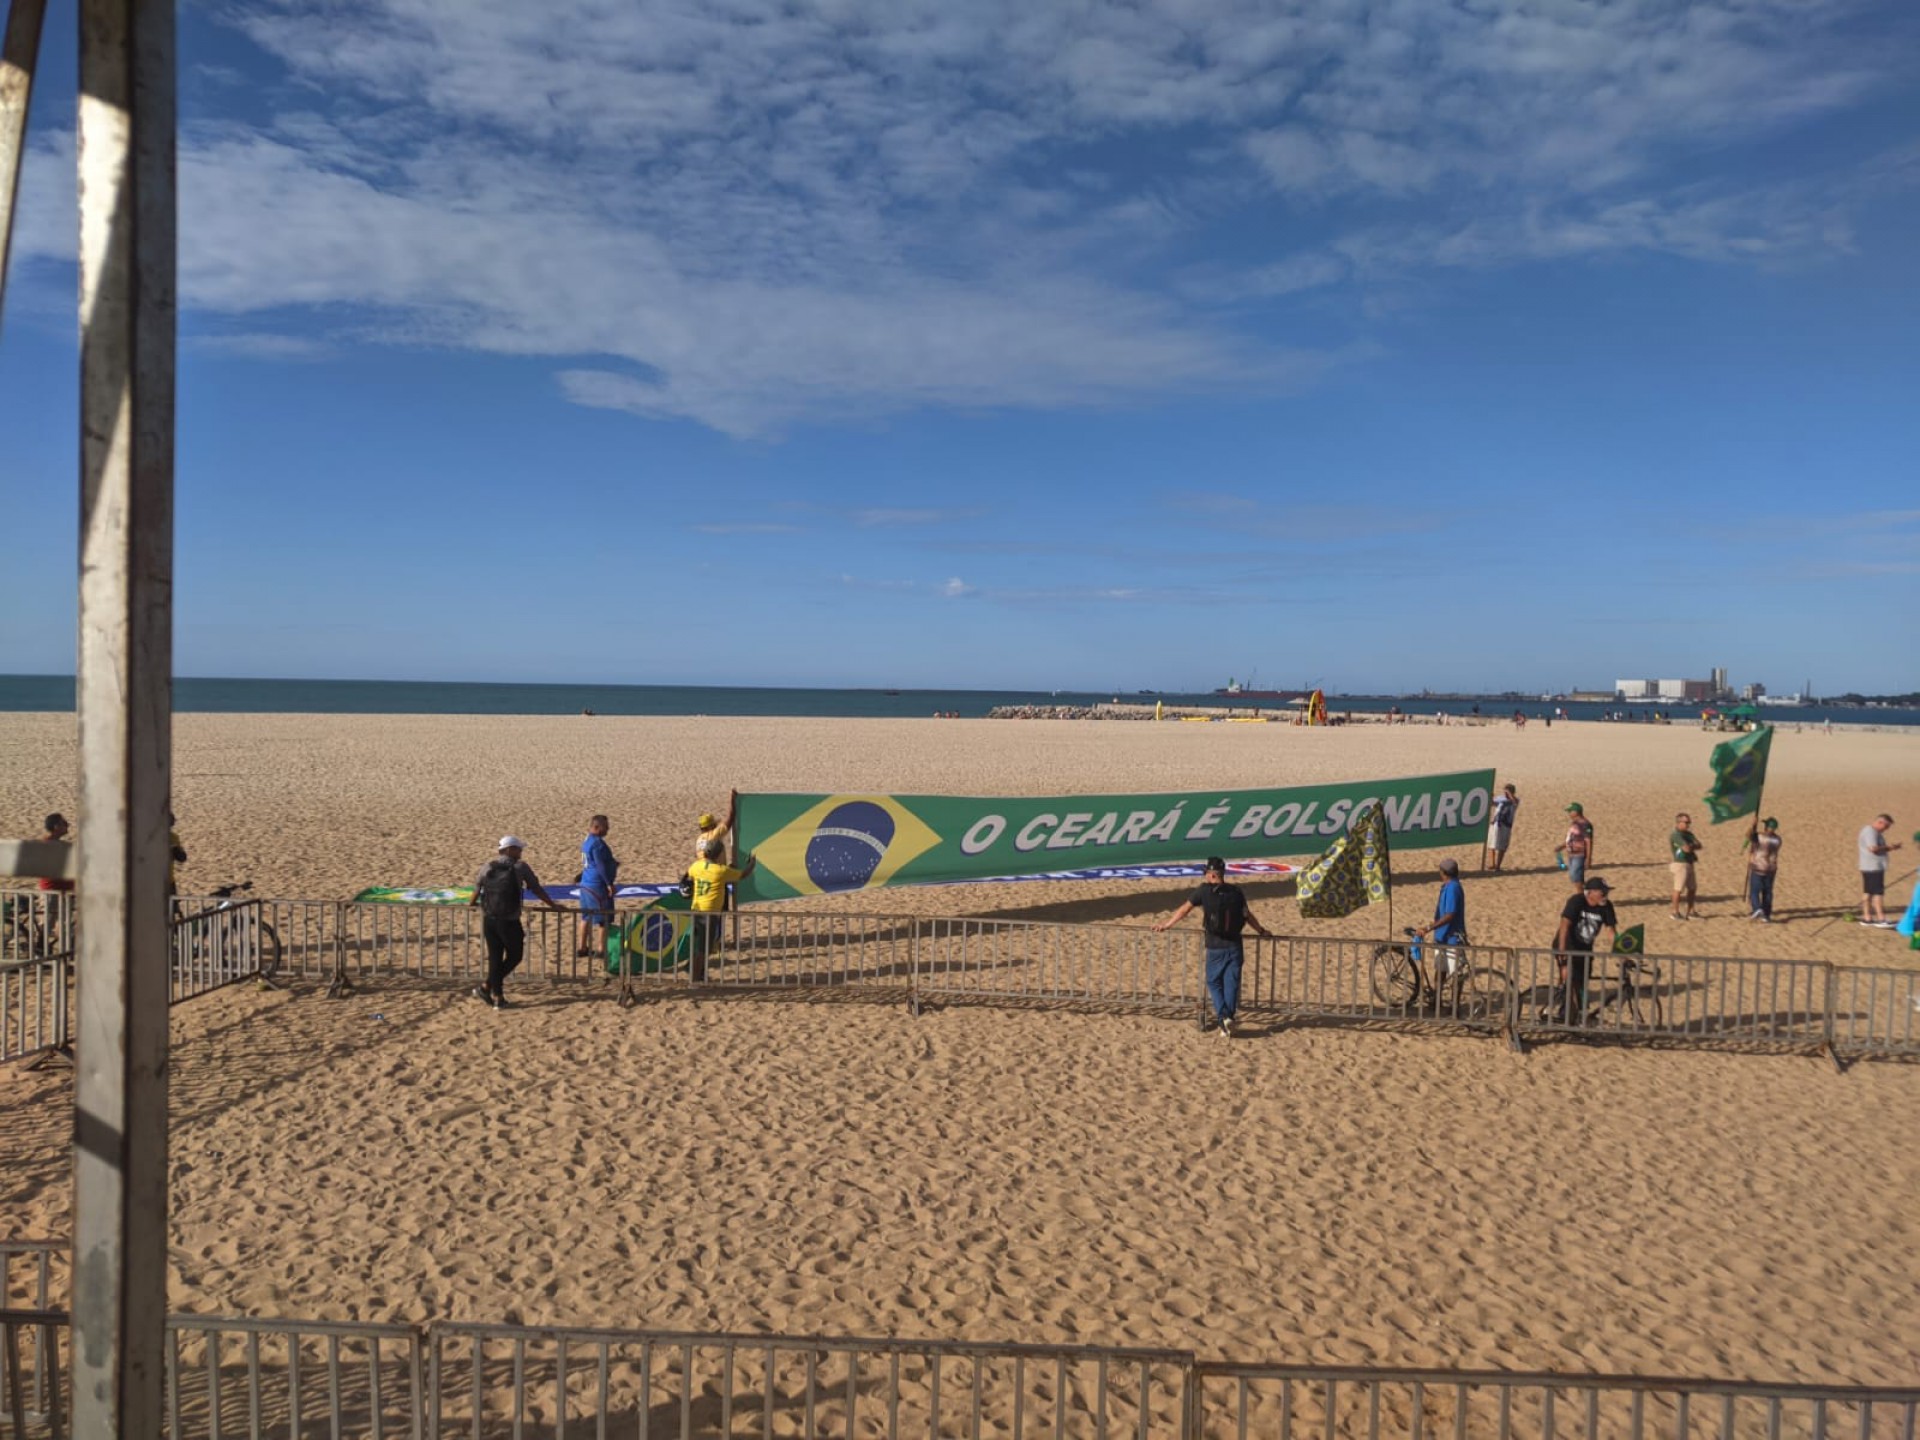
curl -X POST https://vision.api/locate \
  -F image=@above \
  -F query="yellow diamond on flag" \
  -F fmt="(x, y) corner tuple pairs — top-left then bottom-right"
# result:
(754, 795), (945, 897)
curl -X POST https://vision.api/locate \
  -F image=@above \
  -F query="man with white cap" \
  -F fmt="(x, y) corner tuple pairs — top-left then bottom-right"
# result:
(469, 836), (562, 1008)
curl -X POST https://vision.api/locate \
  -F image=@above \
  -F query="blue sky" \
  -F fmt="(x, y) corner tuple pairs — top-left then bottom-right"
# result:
(2, 0), (1916, 694)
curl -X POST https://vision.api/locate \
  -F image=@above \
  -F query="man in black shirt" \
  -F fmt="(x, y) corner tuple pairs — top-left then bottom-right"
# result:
(468, 835), (563, 1008)
(1154, 856), (1272, 1037)
(1548, 875), (1618, 1024)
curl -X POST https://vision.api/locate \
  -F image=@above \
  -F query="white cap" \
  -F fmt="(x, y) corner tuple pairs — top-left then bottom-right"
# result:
(498, 835), (526, 851)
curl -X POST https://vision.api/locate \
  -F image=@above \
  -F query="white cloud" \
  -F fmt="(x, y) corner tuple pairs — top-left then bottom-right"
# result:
(940, 577), (977, 598)
(10, 0), (1911, 432)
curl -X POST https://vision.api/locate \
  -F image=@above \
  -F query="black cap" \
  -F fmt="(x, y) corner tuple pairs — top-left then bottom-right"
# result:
(1583, 875), (1611, 892)
(1204, 856), (1226, 874)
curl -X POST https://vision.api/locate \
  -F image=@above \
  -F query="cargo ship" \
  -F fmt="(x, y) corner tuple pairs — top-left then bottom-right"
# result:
(1215, 676), (1298, 700)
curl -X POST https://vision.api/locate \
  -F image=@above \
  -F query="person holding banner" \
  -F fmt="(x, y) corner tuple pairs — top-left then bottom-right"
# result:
(575, 814), (620, 960)
(684, 838), (757, 979)
(1153, 856), (1272, 1038)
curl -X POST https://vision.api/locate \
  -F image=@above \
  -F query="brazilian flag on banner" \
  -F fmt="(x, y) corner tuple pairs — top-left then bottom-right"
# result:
(1613, 924), (1646, 955)
(609, 891), (694, 975)
(1296, 802), (1392, 920)
(1702, 726), (1773, 824)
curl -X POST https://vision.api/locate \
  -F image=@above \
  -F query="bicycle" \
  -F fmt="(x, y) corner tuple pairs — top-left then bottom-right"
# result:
(174, 881), (283, 988)
(1592, 954), (1662, 1028)
(1370, 928), (1512, 1022)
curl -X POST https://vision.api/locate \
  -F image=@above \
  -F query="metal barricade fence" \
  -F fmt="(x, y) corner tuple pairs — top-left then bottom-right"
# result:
(1508, 949), (1830, 1049)
(0, 891), (73, 964)
(1193, 1362), (1920, 1440)
(426, 1321), (1193, 1440)
(0, 956), (71, 1065)
(0, 1246), (65, 1438)
(1826, 965), (1920, 1061)
(909, 916), (1199, 1010)
(1241, 938), (1513, 1034)
(1, 1309), (425, 1440)
(169, 898), (270, 1004)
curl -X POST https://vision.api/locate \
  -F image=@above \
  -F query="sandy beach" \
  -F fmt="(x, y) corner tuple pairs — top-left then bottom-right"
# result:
(4, 713), (1918, 1385)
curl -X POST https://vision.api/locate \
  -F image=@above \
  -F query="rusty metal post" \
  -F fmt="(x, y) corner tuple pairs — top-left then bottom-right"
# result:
(0, 0), (49, 329)
(71, 1), (175, 1437)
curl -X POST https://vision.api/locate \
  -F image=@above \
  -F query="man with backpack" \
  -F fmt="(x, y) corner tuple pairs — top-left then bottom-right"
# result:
(1153, 856), (1272, 1038)
(469, 835), (562, 1008)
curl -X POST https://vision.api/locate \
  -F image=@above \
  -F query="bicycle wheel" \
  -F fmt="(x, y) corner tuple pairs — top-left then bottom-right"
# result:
(1623, 962), (1662, 1028)
(1370, 945), (1420, 1009)
(257, 922), (283, 984)
(1457, 962), (1515, 1025)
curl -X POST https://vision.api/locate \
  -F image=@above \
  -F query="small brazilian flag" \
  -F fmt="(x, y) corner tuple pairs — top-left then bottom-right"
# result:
(609, 891), (694, 975)
(1296, 802), (1392, 920)
(1702, 725), (1772, 825)
(1613, 924), (1646, 955)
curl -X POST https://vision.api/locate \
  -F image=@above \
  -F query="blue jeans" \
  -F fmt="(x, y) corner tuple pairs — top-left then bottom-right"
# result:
(1747, 870), (1775, 918)
(1204, 943), (1243, 1023)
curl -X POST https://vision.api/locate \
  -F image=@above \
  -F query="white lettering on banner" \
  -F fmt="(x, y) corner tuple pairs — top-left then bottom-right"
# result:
(1319, 798), (1352, 835)
(1015, 814), (1058, 852)
(1433, 792), (1461, 830)
(1291, 802), (1321, 836)
(1186, 801), (1234, 841)
(1405, 793), (1434, 830)
(1383, 795), (1411, 829)
(1144, 807), (1183, 843)
(961, 815), (1006, 855)
(1114, 810), (1158, 845)
(1047, 813), (1094, 849)
(1232, 805), (1270, 839)
(1265, 804), (1301, 836)
(1460, 788), (1489, 825)
(1077, 812), (1119, 847)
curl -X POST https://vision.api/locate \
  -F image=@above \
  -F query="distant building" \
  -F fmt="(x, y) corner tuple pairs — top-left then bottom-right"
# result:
(1570, 690), (1616, 703)
(1711, 666), (1728, 698)
(1742, 682), (1766, 702)
(1615, 678), (1657, 699)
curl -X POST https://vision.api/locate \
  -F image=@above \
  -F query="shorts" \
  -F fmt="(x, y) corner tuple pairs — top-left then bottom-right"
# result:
(1567, 854), (1587, 887)
(1862, 870), (1884, 897)
(577, 886), (613, 925)
(1487, 824), (1512, 851)
(1670, 861), (1695, 889)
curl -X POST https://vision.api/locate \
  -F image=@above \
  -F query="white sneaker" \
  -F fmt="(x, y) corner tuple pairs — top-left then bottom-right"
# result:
(1219, 1016), (1234, 1038)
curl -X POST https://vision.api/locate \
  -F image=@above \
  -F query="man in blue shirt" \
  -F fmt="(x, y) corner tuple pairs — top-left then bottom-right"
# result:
(575, 814), (620, 961)
(1415, 858), (1467, 1001)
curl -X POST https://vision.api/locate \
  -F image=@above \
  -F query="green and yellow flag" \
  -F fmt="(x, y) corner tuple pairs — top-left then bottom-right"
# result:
(1702, 725), (1773, 824)
(1612, 924), (1646, 955)
(1295, 802), (1392, 919)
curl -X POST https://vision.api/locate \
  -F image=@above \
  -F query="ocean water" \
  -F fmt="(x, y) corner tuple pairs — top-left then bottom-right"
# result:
(1, 675), (1915, 727)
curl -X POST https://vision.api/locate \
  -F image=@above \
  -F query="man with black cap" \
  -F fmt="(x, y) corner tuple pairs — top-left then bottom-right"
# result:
(1154, 856), (1272, 1037)
(1548, 874), (1618, 1024)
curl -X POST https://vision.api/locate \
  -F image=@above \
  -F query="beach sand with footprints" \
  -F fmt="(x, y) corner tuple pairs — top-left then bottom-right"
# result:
(4, 712), (1918, 1385)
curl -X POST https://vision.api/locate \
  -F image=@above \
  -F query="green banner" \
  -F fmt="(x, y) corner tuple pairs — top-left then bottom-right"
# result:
(735, 768), (1495, 902)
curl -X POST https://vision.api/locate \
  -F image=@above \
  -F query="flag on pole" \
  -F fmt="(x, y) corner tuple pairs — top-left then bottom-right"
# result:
(1702, 725), (1773, 824)
(1296, 802), (1392, 919)
(1612, 924), (1646, 955)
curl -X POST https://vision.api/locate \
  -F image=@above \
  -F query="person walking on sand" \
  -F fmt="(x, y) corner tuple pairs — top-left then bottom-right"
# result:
(575, 814), (620, 961)
(1153, 856), (1272, 1038)
(469, 836), (562, 1008)
(1746, 817), (1783, 922)
(1858, 814), (1903, 928)
(1668, 812), (1702, 921)
(1485, 784), (1519, 871)
(36, 813), (74, 894)
(1555, 803), (1593, 890)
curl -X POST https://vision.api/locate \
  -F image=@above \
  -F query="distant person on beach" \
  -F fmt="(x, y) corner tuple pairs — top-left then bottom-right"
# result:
(36, 813), (74, 893)
(1555, 804), (1593, 889)
(684, 838), (756, 979)
(1485, 784), (1519, 871)
(1745, 818), (1782, 922)
(1548, 876), (1618, 1024)
(1153, 856), (1272, 1038)
(469, 836), (562, 1009)
(1858, 815), (1902, 927)
(1668, 812), (1702, 921)
(575, 814), (620, 960)
(168, 812), (187, 897)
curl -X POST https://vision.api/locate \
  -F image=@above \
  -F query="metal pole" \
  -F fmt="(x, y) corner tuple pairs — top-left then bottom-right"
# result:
(71, 1), (175, 1437)
(0, 0), (49, 330)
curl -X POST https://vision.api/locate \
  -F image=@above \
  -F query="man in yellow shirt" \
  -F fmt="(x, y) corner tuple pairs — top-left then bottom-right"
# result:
(684, 838), (755, 980)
